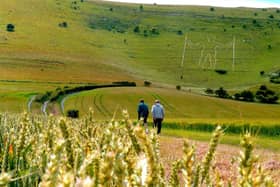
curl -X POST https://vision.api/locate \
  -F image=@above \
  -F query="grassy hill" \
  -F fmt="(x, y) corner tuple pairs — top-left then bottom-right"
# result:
(63, 87), (280, 119)
(0, 0), (280, 113)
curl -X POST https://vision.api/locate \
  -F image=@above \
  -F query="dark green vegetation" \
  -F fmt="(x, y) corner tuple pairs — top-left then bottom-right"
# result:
(206, 84), (279, 103)
(34, 81), (136, 103)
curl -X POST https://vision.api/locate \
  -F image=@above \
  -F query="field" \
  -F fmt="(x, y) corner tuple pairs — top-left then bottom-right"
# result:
(63, 87), (280, 119)
(0, 112), (279, 186)
(0, 0), (280, 185)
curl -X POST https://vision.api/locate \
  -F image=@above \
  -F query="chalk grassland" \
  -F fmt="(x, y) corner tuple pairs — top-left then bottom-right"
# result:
(64, 87), (280, 119)
(0, 0), (134, 83)
(0, 0), (280, 88)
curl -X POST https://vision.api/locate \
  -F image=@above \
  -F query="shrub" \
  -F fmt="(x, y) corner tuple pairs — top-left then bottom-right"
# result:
(177, 30), (183, 35)
(205, 88), (214, 95)
(268, 44), (272, 49)
(254, 12), (258, 16)
(270, 77), (280, 84)
(277, 9), (280, 13)
(215, 69), (227, 75)
(139, 4), (143, 11)
(143, 30), (148, 37)
(269, 14), (274, 19)
(256, 85), (278, 103)
(144, 80), (151, 87)
(151, 27), (159, 35)
(176, 85), (181, 90)
(6, 24), (15, 32)
(260, 71), (265, 76)
(252, 19), (257, 24)
(133, 26), (140, 33)
(210, 7), (215, 11)
(234, 93), (241, 100)
(215, 87), (229, 98)
(67, 109), (79, 118)
(240, 90), (255, 102)
(58, 22), (68, 28)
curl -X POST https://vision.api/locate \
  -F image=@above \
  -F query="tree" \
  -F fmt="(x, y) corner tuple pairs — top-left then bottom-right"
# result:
(139, 4), (144, 11)
(144, 80), (151, 87)
(134, 26), (140, 33)
(176, 85), (181, 90)
(256, 85), (278, 104)
(6, 24), (15, 32)
(205, 88), (214, 95)
(177, 30), (183, 35)
(215, 87), (229, 98)
(240, 90), (254, 102)
(59, 22), (68, 28)
(210, 7), (215, 11)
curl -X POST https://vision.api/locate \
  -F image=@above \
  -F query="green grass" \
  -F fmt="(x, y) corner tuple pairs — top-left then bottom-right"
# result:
(64, 87), (280, 119)
(0, 0), (280, 88)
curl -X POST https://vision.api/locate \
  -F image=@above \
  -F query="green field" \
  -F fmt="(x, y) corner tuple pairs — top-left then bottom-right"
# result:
(1, 0), (280, 86)
(64, 87), (280, 119)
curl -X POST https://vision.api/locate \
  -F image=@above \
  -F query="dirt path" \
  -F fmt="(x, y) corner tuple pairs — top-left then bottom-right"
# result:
(159, 136), (280, 185)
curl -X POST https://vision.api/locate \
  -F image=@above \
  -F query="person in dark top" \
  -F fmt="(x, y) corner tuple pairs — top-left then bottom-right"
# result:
(137, 99), (149, 129)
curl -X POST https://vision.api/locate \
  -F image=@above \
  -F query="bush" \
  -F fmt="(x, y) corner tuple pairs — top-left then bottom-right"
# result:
(133, 26), (140, 33)
(270, 77), (280, 84)
(215, 69), (227, 75)
(240, 90), (255, 102)
(215, 87), (229, 98)
(205, 88), (214, 95)
(151, 27), (159, 35)
(6, 24), (15, 32)
(176, 85), (181, 90)
(143, 30), (148, 37)
(144, 80), (151, 87)
(234, 93), (241, 100)
(58, 22), (68, 28)
(269, 14), (274, 19)
(268, 44), (272, 49)
(139, 4), (143, 11)
(260, 71), (265, 76)
(256, 85), (278, 103)
(177, 30), (183, 35)
(67, 109), (79, 118)
(210, 7), (215, 11)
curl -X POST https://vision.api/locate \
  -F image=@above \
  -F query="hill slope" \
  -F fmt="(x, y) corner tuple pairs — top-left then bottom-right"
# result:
(1, 0), (280, 87)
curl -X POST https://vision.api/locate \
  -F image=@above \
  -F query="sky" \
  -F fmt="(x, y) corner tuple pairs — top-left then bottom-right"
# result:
(103, 0), (280, 8)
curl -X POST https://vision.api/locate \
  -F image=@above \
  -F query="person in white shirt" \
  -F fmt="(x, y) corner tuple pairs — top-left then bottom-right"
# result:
(151, 100), (165, 134)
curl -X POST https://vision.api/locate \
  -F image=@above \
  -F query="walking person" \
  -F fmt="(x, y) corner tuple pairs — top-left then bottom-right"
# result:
(137, 99), (149, 133)
(151, 100), (165, 134)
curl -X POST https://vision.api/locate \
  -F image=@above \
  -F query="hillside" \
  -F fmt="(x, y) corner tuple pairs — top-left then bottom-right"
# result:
(0, 0), (280, 113)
